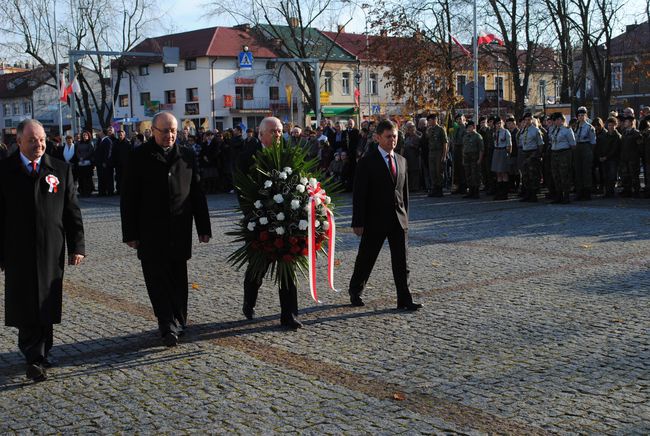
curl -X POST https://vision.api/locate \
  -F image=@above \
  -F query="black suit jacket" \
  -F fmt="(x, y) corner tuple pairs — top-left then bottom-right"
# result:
(352, 145), (409, 232)
(0, 153), (85, 326)
(120, 140), (211, 261)
(94, 136), (113, 166)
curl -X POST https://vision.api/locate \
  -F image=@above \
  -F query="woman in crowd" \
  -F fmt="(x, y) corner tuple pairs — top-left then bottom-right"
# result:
(76, 130), (95, 197)
(491, 117), (512, 200)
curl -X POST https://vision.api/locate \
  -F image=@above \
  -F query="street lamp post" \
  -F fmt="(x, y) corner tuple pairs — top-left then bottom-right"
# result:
(53, 0), (63, 138)
(496, 57), (501, 116)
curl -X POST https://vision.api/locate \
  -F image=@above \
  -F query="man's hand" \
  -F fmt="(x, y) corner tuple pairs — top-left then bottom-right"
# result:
(198, 235), (210, 243)
(126, 240), (139, 249)
(68, 254), (84, 266)
(353, 227), (364, 237)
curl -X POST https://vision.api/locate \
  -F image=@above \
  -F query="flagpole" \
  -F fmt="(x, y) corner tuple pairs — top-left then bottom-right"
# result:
(473, 0), (479, 119)
(54, 0), (63, 138)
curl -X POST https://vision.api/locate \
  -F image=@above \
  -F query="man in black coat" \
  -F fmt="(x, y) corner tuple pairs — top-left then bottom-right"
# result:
(121, 112), (211, 347)
(0, 119), (85, 382)
(236, 116), (302, 329)
(111, 129), (132, 194)
(94, 128), (115, 196)
(348, 119), (422, 311)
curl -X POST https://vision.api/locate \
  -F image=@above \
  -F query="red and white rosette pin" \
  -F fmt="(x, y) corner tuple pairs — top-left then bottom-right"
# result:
(45, 174), (60, 193)
(306, 178), (338, 303)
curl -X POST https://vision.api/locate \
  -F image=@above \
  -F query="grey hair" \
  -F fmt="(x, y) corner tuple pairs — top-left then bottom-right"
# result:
(152, 111), (177, 128)
(16, 119), (44, 138)
(258, 116), (282, 135)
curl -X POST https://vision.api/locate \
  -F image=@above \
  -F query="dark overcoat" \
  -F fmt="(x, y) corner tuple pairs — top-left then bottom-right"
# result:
(0, 153), (85, 327)
(120, 139), (211, 261)
(351, 145), (409, 233)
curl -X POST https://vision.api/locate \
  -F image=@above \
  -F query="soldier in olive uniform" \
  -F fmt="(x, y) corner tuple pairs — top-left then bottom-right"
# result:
(572, 106), (597, 200)
(595, 117), (622, 197)
(426, 114), (448, 197)
(619, 114), (643, 197)
(550, 112), (576, 204)
(478, 116), (495, 194)
(518, 113), (544, 202)
(451, 113), (467, 194)
(462, 120), (484, 199)
(541, 116), (556, 199)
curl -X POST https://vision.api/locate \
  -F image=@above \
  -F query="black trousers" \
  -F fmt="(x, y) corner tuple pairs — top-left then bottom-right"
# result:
(243, 263), (298, 322)
(18, 325), (53, 364)
(141, 259), (188, 335)
(97, 164), (114, 195)
(348, 218), (413, 306)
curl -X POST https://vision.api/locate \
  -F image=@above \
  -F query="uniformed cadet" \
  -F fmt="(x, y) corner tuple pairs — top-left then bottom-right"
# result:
(451, 113), (467, 194)
(426, 113), (448, 197)
(641, 117), (650, 198)
(491, 117), (512, 200)
(518, 113), (544, 202)
(462, 120), (484, 199)
(550, 112), (576, 204)
(478, 116), (495, 194)
(619, 113), (643, 197)
(506, 117), (520, 194)
(541, 116), (556, 199)
(572, 106), (597, 200)
(595, 117), (621, 198)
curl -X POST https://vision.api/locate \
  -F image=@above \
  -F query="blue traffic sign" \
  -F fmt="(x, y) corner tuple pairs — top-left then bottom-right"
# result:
(238, 51), (254, 69)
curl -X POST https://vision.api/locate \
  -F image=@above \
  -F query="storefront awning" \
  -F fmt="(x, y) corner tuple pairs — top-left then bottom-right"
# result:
(307, 106), (358, 117)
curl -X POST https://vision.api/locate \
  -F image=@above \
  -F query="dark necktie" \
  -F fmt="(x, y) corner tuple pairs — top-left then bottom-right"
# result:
(30, 161), (38, 176)
(387, 153), (396, 181)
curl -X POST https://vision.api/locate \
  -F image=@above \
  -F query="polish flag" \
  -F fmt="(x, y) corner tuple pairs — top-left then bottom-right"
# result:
(450, 35), (472, 58)
(60, 75), (79, 103)
(477, 32), (504, 46)
(354, 88), (360, 107)
(59, 74), (68, 102)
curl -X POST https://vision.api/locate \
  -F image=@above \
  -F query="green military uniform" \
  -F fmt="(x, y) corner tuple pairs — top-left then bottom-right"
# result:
(550, 125), (576, 204)
(573, 121), (597, 199)
(479, 124), (495, 193)
(462, 130), (483, 198)
(427, 125), (448, 196)
(452, 122), (466, 193)
(619, 127), (643, 197)
(542, 126), (555, 198)
(595, 130), (621, 197)
(519, 125), (544, 201)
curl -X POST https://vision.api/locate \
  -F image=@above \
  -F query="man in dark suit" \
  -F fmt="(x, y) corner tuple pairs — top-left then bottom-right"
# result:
(348, 119), (422, 311)
(94, 128), (115, 196)
(111, 129), (132, 194)
(121, 112), (211, 347)
(236, 116), (302, 329)
(0, 119), (85, 382)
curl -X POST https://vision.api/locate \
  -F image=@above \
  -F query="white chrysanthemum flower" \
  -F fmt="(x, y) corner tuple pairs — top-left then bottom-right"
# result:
(247, 221), (256, 231)
(315, 220), (321, 228)
(322, 221), (330, 231)
(325, 196), (331, 204)
(314, 197), (322, 207)
(259, 217), (269, 225)
(276, 212), (285, 221)
(275, 226), (285, 235)
(309, 177), (318, 188)
(296, 184), (305, 193)
(300, 177), (308, 185)
(254, 200), (263, 209)
(304, 204), (311, 211)
(264, 180), (273, 189)
(291, 199), (301, 210)
(283, 167), (293, 175)
(298, 220), (309, 230)
(273, 194), (284, 203)
(279, 172), (288, 180)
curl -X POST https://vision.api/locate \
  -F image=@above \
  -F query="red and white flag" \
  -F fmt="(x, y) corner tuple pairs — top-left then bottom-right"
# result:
(450, 34), (472, 58)
(354, 88), (361, 107)
(60, 75), (79, 103)
(59, 74), (68, 103)
(477, 32), (504, 46)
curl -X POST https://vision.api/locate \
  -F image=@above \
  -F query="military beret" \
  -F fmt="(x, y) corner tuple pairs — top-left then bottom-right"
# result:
(577, 106), (588, 115)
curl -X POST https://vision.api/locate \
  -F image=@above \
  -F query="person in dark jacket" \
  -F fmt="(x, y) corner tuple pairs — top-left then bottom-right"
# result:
(76, 131), (95, 197)
(0, 119), (85, 382)
(120, 112), (211, 347)
(595, 117), (622, 197)
(112, 129), (132, 194)
(52, 135), (80, 184)
(94, 128), (115, 196)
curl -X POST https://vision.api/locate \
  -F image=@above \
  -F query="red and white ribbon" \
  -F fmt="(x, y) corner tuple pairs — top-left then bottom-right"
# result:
(45, 174), (59, 193)
(307, 181), (338, 302)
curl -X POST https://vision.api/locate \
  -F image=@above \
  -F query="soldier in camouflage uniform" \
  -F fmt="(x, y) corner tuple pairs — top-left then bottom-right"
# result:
(619, 114), (643, 197)
(518, 113), (544, 202)
(462, 120), (484, 199)
(426, 114), (448, 197)
(572, 106), (597, 200)
(550, 112), (576, 204)
(451, 113), (467, 194)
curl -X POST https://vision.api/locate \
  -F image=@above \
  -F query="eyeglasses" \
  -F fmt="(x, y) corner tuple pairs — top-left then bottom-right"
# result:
(152, 126), (178, 135)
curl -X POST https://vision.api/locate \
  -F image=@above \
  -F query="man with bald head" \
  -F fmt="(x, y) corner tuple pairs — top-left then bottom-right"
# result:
(236, 116), (302, 329)
(0, 119), (85, 382)
(121, 111), (211, 346)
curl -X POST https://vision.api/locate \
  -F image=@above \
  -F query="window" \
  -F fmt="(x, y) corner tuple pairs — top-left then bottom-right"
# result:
(23, 101), (31, 114)
(456, 75), (466, 95)
(538, 80), (546, 102)
(13, 103), (19, 115)
(140, 92), (151, 106)
(342, 72), (351, 95)
(185, 58), (197, 70)
(324, 71), (332, 93)
(3, 103), (10, 116)
(118, 94), (129, 107)
(138, 65), (149, 76)
(163, 66), (175, 74)
(165, 90), (176, 104)
(269, 86), (279, 101)
(186, 88), (199, 102)
(235, 86), (254, 100)
(479, 75), (486, 90)
(494, 76), (504, 98)
(369, 73), (378, 95)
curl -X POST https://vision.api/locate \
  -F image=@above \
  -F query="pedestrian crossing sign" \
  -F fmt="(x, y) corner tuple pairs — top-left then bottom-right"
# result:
(238, 51), (254, 69)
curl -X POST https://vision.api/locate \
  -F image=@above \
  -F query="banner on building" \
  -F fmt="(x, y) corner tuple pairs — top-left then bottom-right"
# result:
(611, 63), (623, 91)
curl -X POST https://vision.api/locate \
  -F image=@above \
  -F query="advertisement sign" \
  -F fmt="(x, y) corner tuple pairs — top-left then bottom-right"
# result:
(224, 95), (234, 107)
(185, 103), (200, 115)
(144, 100), (160, 117)
(320, 91), (330, 105)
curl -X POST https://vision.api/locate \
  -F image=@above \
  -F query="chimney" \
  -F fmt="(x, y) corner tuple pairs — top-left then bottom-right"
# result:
(626, 23), (638, 33)
(337, 25), (345, 33)
(288, 17), (299, 28)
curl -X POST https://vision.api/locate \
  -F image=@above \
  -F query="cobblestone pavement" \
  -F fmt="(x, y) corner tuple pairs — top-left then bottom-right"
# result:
(1, 192), (649, 434)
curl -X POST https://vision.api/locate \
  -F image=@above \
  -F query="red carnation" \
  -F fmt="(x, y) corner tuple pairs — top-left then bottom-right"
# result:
(274, 238), (284, 249)
(288, 236), (298, 246)
(259, 231), (269, 241)
(282, 254), (294, 262)
(301, 248), (309, 256)
(315, 242), (322, 251)
(289, 245), (301, 254)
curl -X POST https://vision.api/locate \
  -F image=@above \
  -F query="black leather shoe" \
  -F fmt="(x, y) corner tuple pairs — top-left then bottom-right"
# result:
(280, 316), (303, 330)
(350, 296), (365, 307)
(397, 302), (423, 311)
(41, 358), (54, 369)
(162, 331), (179, 347)
(26, 363), (47, 382)
(242, 304), (255, 320)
